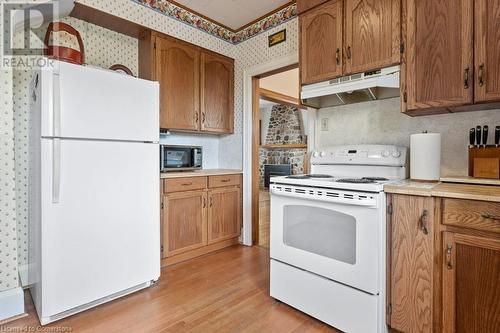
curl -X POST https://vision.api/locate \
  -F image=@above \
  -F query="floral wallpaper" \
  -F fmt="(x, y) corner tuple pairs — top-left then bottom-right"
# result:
(0, 68), (19, 293)
(132, 0), (297, 44)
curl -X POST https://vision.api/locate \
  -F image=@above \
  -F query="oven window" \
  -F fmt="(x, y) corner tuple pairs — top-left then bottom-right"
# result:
(283, 205), (356, 264)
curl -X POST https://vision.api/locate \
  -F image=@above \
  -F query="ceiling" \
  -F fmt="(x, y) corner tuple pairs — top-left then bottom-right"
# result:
(172, 0), (292, 31)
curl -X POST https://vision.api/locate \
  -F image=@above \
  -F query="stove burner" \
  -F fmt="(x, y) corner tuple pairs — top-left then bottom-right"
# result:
(336, 178), (376, 184)
(362, 177), (389, 181)
(286, 175), (311, 179)
(307, 174), (334, 178)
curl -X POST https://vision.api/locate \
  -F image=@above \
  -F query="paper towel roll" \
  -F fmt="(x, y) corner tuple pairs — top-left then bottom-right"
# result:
(410, 133), (441, 181)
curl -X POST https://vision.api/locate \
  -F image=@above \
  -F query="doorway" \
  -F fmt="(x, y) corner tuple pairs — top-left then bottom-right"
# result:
(251, 65), (312, 248)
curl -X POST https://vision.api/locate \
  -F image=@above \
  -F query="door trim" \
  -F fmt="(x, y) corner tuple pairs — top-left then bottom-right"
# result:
(242, 53), (304, 246)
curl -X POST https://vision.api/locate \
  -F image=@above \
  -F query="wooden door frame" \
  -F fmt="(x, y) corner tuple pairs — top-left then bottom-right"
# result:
(243, 54), (317, 246)
(241, 53), (299, 246)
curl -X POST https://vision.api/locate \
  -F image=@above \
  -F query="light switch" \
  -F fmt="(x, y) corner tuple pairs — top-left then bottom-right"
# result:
(321, 118), (329, 131)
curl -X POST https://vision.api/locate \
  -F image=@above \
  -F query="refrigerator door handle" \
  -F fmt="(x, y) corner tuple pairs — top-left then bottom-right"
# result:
(52, 138), (61, 203)
(53, 73), (61, 137)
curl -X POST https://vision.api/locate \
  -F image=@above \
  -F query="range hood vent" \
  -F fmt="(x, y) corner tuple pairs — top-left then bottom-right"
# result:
(301, 65), (400, 109)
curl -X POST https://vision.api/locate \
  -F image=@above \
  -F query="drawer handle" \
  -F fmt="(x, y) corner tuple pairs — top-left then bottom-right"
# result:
(221, 179), (231, 183)
(481, 212), (500, 221)
(445, 244), (453, 270)
(203, 197), (206, 208)
(181, 182), (193, 186)
(419, 209), (429, 235)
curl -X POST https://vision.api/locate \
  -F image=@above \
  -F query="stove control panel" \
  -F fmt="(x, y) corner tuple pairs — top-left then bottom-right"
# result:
(311, 145), (408, 167)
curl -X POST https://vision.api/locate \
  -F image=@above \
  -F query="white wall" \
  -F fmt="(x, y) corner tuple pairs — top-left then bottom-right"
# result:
(316, 98), (500, 176)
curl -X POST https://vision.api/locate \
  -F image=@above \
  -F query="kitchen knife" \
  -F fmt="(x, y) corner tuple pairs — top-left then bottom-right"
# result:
(496, 126), (500, 147)
(469, 128), (476, 148)
(476, 126), (482, 148)
(482, 125), (489, 148)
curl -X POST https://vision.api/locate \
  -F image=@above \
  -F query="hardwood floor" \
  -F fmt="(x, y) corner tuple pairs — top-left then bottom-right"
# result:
(258, 189), (270, 249)
(3, 246), (339, 333)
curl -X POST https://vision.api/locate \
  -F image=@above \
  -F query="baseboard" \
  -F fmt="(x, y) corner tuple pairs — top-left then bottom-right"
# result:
(0, 287), (25, 322)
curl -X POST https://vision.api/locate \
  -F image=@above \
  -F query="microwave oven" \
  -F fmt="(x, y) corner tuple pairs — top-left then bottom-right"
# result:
(160, 145), (202, 172)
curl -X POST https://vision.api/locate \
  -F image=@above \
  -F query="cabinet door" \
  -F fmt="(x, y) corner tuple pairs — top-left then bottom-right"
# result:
(297, 0), (330, 14)
(442, 232), (500, 333)
(208, 187), (241, 244)
(300, 0), (343, 85)
(389, 195), (434, 333)
(474, 0), (500, 103)
(163, 190), (207, 258)
(402, 0), (473, 112)
(156, 36), (200, 131)
(344, 0), (400, 75)
(200, 52), (234, 133)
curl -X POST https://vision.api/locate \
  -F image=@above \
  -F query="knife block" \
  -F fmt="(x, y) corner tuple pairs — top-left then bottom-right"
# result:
(469, 146), (500, 179)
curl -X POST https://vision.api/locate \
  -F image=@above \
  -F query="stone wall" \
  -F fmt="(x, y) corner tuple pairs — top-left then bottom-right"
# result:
(259, 105), (307, 187)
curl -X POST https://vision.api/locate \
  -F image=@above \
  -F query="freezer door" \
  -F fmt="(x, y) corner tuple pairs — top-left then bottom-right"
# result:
(42, 60), (159, 142)
(40, 138), (160, 317)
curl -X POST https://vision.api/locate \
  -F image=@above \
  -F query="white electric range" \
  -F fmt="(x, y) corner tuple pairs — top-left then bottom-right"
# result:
(269, 145), (408, 333)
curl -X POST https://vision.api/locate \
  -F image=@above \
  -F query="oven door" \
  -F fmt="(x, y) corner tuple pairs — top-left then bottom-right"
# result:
(270, 184), (384, 295)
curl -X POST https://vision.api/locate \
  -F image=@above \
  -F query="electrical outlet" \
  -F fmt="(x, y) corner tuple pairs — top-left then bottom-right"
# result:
(321, 118), (329, 131)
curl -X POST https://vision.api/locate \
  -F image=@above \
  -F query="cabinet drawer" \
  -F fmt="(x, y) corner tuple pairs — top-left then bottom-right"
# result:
(208, 174), (241, 188)
(442, 198), (500, 234)
(164, 177), (207, 193)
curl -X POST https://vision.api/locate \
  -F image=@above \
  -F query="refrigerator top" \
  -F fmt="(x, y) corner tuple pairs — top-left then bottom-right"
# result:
(37, 59), (159, 143)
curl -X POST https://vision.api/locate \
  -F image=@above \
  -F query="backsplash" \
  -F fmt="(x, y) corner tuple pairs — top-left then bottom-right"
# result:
(316, 98), (500, 176)
(160, 133), (220, 169)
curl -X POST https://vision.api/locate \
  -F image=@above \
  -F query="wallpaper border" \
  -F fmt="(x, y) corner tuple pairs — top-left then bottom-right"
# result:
(131, 0), (297, 44)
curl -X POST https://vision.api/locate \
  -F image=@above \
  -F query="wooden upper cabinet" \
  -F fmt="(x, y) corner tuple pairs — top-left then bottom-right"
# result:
(474, 0), (500, 103)
(300, 0), (343, 85)
(388, 194), (434, 333)
(208, 187), (241, 244)
(163, 190), (207, 257)
(344, 0), (400, 75)
(297, 0), (330, 14)
(442, 232), (500, 333)
(155, 36), (200, 130)
(402, 0), (473, 112)
(200, 52), (234, 134)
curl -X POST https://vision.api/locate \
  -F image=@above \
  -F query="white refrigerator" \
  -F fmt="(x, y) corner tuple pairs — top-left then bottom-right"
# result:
(28, 59), (161, 325)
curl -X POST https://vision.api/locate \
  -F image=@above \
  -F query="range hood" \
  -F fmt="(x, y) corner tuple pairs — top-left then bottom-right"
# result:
(301, 65), (400, 108)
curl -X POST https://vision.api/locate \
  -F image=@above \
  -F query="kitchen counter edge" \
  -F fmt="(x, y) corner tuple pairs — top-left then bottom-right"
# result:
(385, 180), (500, 202)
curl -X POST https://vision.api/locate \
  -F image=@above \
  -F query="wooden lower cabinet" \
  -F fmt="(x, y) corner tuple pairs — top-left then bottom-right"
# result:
(161, 175), (242, 266)
(388, 194), (500, 333)
(208, 187), (241, 244)
(442, 232), (500, 333)
(162, 190), (207, 258)
(387, 194), (435, 333)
